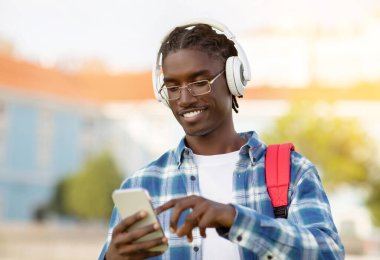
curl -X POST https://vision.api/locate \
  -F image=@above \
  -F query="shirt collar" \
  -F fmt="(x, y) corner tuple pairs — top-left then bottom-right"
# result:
(173, 131), (266, 168)
(174, 137), (187, 168)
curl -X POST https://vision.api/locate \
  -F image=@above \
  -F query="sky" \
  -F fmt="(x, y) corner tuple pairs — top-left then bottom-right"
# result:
(0, 0), (379, 85)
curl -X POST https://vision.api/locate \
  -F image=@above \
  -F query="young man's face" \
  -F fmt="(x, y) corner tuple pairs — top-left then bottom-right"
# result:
(162, 49), (233, 138)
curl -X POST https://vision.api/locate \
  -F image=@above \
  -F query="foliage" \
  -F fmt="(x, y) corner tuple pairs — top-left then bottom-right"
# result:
(366, 180), (380, 226)
(49, 151), (123, 220)
(262, 101), (380, 226)
(261, 101), (377, 189)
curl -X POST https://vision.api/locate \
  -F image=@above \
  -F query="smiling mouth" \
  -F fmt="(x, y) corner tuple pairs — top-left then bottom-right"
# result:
(182, 109), (205, 118)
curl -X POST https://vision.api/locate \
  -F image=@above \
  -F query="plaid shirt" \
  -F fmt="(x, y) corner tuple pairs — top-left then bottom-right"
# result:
(99, 131), (344, 260)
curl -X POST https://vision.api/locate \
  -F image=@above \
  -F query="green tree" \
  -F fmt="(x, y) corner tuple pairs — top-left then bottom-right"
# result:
(262, 101), (380, 226)
(367, 181), (380, 226)
(51, 151), (123, 220)
(261, 101), (377, 189)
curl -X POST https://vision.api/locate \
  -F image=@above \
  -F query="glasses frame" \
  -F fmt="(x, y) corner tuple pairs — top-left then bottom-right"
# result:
(159, 70), (225, 101)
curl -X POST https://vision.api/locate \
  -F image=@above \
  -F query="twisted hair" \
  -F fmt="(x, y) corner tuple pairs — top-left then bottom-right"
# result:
(160, 24), (241, 113)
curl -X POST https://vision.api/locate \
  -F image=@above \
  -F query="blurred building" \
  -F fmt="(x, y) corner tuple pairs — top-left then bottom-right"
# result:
(0, 90), (104, 220)
(239, 16), (380, 87)
(0, 55), (153, 221)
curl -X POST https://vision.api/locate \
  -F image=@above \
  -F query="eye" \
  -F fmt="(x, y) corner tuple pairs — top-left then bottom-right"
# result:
(191, 80), (208, 87)
(166, 86), (179, 92)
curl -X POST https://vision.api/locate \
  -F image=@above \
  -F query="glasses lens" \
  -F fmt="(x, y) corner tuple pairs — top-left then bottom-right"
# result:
(162, 86), (180, 100)
(188, 80), (210, 95)
(159, 86), (169, 100)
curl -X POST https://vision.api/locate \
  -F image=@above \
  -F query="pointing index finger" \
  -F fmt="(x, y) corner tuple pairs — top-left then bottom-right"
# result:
(156, 199), (177, 215)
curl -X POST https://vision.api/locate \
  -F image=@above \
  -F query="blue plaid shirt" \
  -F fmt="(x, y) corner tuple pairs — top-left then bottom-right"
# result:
(99, 131), (344, 260)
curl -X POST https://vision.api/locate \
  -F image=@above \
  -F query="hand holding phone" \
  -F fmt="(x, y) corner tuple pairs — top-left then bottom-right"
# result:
(112, 188), (168, 252)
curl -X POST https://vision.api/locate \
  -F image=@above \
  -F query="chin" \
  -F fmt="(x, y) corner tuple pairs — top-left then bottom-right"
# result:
(175, 112), (215, 137)
(182, 125), (213, 137)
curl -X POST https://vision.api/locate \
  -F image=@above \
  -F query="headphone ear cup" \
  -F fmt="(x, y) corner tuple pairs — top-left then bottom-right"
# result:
(159, 79), (170, 107)
(153, 73), (170, 107)
(225, 56), (245, 96)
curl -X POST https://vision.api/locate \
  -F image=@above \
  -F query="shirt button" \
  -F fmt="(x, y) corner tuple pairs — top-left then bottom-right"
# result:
(237, 235), (242, 241)
(193, 246), (199, 252)
(190, 175), (196, 181)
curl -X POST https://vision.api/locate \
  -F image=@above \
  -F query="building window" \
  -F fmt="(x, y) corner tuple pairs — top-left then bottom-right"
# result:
(0, 101), (7, 168)
(37, 109), (54, 170)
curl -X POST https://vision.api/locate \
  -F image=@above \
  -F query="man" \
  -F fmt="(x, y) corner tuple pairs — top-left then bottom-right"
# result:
(100, 19), (344, 259)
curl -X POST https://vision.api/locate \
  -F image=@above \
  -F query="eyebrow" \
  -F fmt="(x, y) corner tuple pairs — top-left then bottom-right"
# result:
(163, 69), (211, 83)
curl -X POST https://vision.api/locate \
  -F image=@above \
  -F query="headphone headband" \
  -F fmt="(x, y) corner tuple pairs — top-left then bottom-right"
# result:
(160, 18), (235, 43)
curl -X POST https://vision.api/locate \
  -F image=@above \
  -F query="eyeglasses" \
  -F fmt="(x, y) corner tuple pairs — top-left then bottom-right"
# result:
(159, 70), (225, 101)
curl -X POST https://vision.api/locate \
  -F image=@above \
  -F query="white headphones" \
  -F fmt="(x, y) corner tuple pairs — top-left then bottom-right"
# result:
(152, 18), (251, 107)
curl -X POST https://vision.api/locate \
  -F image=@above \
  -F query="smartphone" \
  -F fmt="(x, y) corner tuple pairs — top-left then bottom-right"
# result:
(112, 188), (168, 252)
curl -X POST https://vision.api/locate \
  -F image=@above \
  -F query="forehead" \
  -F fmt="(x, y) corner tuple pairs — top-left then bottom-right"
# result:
(162, 49), (223, 78)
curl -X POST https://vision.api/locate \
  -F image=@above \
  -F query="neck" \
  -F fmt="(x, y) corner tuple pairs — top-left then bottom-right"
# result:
(185, 129), (246, 155)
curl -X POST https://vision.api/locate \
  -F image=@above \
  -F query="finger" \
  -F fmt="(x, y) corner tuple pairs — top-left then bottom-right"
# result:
(197, 210), (216, 230)
(186, 232), (193, 243)
(176, 200), (209, 236)
(113, 210), (147, 236)
(170, 196), (199, 232)
(125, 251), (163, 260)
(155, 199), (178, 215)
(200, 227), (207, 238)
(175, 209), (202, 238)
(140, 250), (165, 259)
(114, 222), (161, 246)
(119, 236), (168, 255)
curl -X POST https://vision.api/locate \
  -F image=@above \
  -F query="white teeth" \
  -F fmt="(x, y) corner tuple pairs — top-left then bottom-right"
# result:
(183, 110), (203, 118)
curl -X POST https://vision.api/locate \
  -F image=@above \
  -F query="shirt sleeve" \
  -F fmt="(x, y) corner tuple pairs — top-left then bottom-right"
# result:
(218, 165), (345, 259)
(98, 206), (121, 260)
(98, 179), (133, 260)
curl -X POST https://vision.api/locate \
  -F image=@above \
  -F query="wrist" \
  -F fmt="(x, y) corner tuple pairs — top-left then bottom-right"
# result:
(219, 204), (237, 228)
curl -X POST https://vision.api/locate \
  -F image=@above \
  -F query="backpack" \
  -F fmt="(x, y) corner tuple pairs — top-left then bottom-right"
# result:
(265, 143), (295, 218)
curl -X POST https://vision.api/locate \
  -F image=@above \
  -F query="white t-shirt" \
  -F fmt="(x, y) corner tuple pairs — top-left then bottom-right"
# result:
(193, 151), (240, 259)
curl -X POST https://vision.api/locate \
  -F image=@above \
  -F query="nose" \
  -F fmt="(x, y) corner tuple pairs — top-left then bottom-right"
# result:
(177, 87), (197, 107)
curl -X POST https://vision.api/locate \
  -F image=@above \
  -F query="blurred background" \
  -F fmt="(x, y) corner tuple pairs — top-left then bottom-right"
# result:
(0, 0), (380, 259)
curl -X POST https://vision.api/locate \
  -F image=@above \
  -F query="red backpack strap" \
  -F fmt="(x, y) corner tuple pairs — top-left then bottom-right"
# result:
(265, 143), (295, 218)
